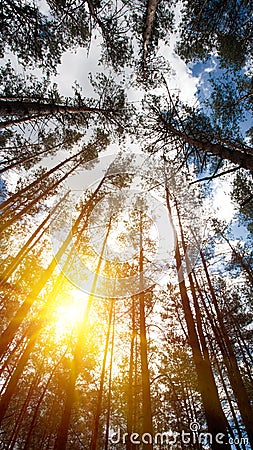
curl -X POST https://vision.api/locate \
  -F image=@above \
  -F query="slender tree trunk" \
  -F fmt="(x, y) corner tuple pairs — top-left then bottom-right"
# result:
(233, 324), (253, 366)
(104, 308), (115, 450)
(0, 99), (113, 128)
(91, 299), (114, 450)
(219, 231), (253, 284)
(133, 332), (140, 435)
(175, 197), (233, 439)
(53, 217), (112, 450)
(0, 177), (105, 357)
(7, 370), (41, 450)
(126, 296), (136, 450)
(0, 193), (67, 285)
(208, 336), (247, 450)
(0, 146), (87, 213)
(0, 153), (87, 234)
(163, 121), (253, 171)
(199, 248), (253, 447)
(139, 212), (153, 449)
(0, 322), (42, 424)
(0, 133), (81, 175)
(164, 177), (230, 449)
(0, 254), (71, 424)
(23, 352), (67, 450)
(142, 0), (160, 70)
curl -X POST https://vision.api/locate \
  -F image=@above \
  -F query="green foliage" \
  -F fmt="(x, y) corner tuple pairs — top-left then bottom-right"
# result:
(1, 0), (133, 73)
(0, 62), (51, 100)
(206, 70), (253, 140)
(232, 171), (253, 236)
(177, 0), (253, 69)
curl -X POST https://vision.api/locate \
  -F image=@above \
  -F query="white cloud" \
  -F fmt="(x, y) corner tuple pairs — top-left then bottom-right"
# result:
(212, 179), (235, 222)
(51, 40), (103, 98)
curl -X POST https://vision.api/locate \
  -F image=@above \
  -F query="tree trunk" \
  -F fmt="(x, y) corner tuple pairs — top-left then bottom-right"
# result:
(0, 193), (67, 285)
(0, 133), (81, 175)
(139, 212), (153, 449)
(0, 324), (41, 424)
(164, 179), (230, 449)
(220, 231), (253, 284)
(163, 121), (253, 171)
(0, 177), (105, 357)
(53, 217), (112, 450)
(0, 153), (87, 234)
(0, 146), (87, 213)
(104, 308), (115, 450)
(0, 99), (113, 128)
(142, 0), (160, 70)
(199, 248), (253, 447)
(7, 370), (41, 450)
(23, 352), (67, 450)
(0, 252), (72, 424)
(126, 296), (136, 450)
(91, 299), (114, 450)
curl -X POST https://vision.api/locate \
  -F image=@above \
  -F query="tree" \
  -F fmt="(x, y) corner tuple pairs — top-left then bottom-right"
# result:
(164, 175), (230, 449)
(177, 0), (253, 69)
(1, 0), (133, 72)
(141, 93), (253, 171)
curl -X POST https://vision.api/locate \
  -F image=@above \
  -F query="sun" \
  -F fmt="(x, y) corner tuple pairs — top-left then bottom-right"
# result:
(53, 287), (89, 341)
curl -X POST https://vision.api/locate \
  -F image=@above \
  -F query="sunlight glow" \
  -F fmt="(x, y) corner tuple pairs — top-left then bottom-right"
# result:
(54, 288), (88, 340)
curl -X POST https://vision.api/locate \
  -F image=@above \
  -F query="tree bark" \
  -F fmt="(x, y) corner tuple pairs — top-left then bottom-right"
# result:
(0, 99), (113, 128)
(163, 121), (253, 171)
(142, 0), (160, 70)
(199, 248), (253, 447)
(139, 212), (153, 449)
(0, 177), (105, 357)
(164, 178), (230, 449)
(91, 299), (114, 450)
(53, 217), (112, 450)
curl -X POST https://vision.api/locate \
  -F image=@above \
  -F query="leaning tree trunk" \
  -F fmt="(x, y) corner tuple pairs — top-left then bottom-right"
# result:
(0, 146), (87, 213)
(163, 121), (253, 171)
(0, 193), (67, 285)
(199, 248), (253, 448)
(0, 250), (73, 425)
(23, 352), (68, 450)
(0, 177), (105, 357)
(7, 369), (42, 450)
(0, 99), (113, 128)
(164, 176), (230, 449)
(0, 146), (92, 233)
(0, 132), (82, 175)
(0, 321), (43, 424)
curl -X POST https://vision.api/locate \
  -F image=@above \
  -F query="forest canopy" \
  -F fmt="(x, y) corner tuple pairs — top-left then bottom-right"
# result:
(0, 1), (253, 450)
